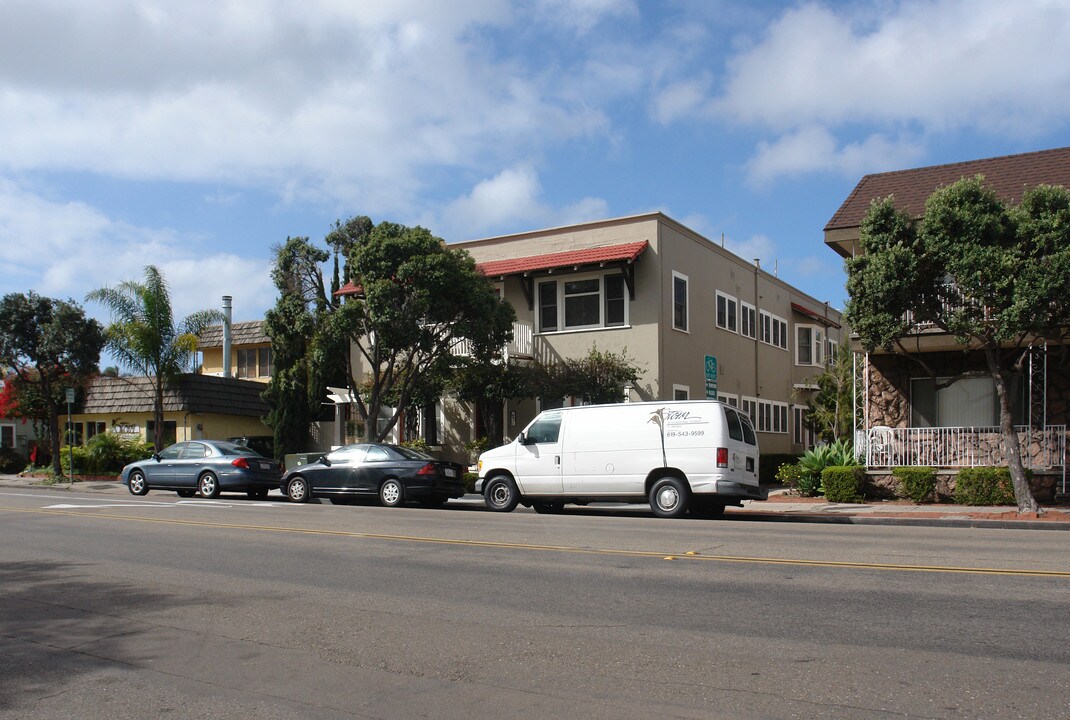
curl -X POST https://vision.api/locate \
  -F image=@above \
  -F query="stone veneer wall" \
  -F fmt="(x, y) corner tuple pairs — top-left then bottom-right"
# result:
(864, 348), (1070, 428)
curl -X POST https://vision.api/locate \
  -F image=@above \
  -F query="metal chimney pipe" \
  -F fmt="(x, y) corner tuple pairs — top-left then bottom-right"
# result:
(222, 295), (233, 378)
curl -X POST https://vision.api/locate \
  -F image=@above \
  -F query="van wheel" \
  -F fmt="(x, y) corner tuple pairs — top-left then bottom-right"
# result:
(532, 500), (564, 514)
(650, 476), (689, 518)
(484, 475), (519, 512)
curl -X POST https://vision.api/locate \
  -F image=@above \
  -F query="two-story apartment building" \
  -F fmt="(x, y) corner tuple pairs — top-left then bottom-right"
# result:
(825, 147), (1070, 495)
(391, 212), (846, 461)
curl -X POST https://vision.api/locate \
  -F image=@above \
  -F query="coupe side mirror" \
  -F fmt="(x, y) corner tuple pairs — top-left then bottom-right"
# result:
(318, 455), (331, 466)
(152, 453), (161, 462)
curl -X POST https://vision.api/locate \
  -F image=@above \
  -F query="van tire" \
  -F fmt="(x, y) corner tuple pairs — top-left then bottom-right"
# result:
(650, 476), (689, 518)
(484, 475), (519, 512)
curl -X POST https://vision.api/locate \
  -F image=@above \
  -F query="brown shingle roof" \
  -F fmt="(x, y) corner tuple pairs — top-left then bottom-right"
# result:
(477, 240), (649, 277)
(80, 374), (269, 417)
(825, 147), (1070, 232)
(198, 320), (269, 349)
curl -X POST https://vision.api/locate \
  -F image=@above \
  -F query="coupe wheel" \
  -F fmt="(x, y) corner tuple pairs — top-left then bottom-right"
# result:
(649, 476), (689, 518)
(198, 472), (220, 499)
(128, 470), (149, 496)
(285, 476), (310, 503)
(379, 478), (404, 507)
(484, 475), (519, 512)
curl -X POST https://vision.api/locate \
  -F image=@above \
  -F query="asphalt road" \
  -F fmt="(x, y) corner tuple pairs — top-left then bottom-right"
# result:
(1, 487), (1068, 719)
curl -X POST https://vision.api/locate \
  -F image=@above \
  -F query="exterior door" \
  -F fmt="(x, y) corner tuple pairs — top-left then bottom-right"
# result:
(174, 442), (209, 487)
(515, 412), (564, 495)
(144, 443), (181, 484)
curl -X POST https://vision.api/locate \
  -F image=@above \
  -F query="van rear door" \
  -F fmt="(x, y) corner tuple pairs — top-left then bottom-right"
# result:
(723, 407), (759, 484)
(515, 411), (564, 495)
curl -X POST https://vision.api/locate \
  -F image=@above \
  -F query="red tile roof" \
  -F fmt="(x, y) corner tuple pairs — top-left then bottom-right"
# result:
(477, 240), (649, 277)
(825, 147), (1070, 232)
(333, 280), (363, 297)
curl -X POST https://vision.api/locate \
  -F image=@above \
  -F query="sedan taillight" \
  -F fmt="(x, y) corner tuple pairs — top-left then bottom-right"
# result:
(416, 463), (436, 476)
(231, 457), (250, 469)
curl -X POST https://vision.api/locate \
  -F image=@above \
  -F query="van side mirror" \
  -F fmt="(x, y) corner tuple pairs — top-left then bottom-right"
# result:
(518, 432), (529, 445)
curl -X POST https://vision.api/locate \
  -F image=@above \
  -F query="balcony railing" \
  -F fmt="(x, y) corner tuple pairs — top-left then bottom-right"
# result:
(450, 321), (533, 360)
(904, 282), (995, 331)
(861, 425), (1066, 470)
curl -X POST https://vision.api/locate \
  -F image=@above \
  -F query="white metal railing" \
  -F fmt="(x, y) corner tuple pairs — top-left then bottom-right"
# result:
(450, 321), (533, 360)
(904, 282), (995, 330)
(864, 425), (1066, 470)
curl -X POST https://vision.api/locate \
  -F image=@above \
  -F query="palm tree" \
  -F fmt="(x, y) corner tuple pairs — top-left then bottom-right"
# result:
(87, 266), (223, 452)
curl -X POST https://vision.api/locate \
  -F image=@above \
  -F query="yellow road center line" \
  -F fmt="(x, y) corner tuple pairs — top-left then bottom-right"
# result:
(3, 504), (1069, 578)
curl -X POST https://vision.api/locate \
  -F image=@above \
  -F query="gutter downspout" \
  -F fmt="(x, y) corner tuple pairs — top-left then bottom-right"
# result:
(222, 296), (233, 379)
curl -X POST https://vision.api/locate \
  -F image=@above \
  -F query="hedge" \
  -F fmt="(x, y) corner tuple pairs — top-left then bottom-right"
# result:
(822, 466), (866, 503)
(953, 467), (1020, 506)
(893, 466), (937, 503)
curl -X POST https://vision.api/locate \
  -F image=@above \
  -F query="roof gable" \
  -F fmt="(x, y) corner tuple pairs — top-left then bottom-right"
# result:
(80, 374), (269, 417)
(198, 320), (269, 348)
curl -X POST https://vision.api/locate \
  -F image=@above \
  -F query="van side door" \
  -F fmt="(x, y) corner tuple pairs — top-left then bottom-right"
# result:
(515, 412), (564, 495)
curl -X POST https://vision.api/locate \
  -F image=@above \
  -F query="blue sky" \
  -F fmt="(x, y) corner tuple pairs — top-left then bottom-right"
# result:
(2, 0), (1069, 330)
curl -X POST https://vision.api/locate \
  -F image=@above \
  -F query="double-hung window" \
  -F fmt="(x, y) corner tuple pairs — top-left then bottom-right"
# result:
(758, 310), (788, 350)
(537, 273), (629, 333)
(672, 271), (689, 332)
(796, 325), (825, 366)
(740, 302), (756, 339)
(716, 291), (738, 333)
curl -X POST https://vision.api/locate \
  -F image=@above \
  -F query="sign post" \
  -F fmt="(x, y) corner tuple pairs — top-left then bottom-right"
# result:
(704, 355), (718, 400)
(65, 387), (75, 483)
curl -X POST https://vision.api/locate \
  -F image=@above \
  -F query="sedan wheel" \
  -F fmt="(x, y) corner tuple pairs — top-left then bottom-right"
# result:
(286, 477), (310, 503)
(128, 470), (149, 496)
(379, 478), (404, 507)
(198, 472), (221, 499)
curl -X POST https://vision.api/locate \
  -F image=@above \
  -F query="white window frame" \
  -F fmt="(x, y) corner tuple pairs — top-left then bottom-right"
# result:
(825, 337), (838, 366)
(719, 392), (739, 408)
(758, 310), (788, 350)
(740, 301), (756, 340)
(672, 271), (689, 333)
(672, 384), (690, 401)
(715, 291), (738, 333)
(535, 271), (630, 334)
(741, 396), (758, 426)
(793, 405), (816, 448)
(796, 324), (825, 367)
(757, 399), (789, 433)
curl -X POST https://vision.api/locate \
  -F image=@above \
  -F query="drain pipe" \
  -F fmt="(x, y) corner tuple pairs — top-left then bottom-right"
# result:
(222, 295), (233, 378)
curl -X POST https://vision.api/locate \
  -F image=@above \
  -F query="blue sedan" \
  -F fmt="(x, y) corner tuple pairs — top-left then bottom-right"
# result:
(121, 440), (283, 499)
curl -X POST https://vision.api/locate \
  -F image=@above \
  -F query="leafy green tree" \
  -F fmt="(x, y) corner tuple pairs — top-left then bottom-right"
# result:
(345, 221), (515, 442)
(0, 292), (104, 475)
(802, 344), (854, 443)
(86, 266), (222, 452)
(530, 347), (641, 405)
(845, 177), (1070, 513)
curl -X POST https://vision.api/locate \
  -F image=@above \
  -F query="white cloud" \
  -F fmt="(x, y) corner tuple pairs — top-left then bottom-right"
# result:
(724, 233), (777, 268)
(716, 0), (1070, 132)
(0, 0), (617, 214)
(745, 126), (925, 187)
(0, 177), (276, 325)
(533, 0), (638, 33)
(438, 165), (608, 239)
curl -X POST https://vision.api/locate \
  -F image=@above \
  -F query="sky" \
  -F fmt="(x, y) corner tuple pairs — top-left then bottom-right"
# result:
(2, 0), (1069, 333)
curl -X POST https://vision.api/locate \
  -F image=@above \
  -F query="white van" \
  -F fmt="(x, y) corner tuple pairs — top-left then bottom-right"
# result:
(476, 400), (763, 518)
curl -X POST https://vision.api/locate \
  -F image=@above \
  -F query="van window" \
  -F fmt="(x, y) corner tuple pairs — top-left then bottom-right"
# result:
(740, 413), (757, 446)
(725, 409), (744, 442)
(526, 413), (562, 444)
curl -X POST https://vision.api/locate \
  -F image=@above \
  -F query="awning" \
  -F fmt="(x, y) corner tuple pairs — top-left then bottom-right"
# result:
(791, 302), (841, 329)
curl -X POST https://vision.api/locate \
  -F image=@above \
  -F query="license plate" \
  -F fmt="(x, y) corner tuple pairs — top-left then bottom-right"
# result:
(259, 462), (271, 470)
(444, 468), (456, 477)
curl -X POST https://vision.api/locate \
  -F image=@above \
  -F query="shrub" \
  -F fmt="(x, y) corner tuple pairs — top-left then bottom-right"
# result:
(797, 440), (860, 496)
(0, 447), (27, 474)
(822, 466), (866, 503)
(761, 454), (800, 485)
(776, 462), (821, 497)
(893, 466), (937, 503)
(953, 467), (1020, 506)
(58, 445), (91, 476)
(401, 437), (430, 453)
(463, 472), (478, 494)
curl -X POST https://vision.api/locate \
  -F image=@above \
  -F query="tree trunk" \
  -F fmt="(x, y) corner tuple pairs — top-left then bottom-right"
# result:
(46, 383), (63, 478)
(984, 347), (1039, 514)
(154, 381), (166, 453)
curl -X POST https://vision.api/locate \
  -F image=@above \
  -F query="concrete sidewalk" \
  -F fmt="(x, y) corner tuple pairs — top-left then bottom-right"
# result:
(2, 473), (1068, 530)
